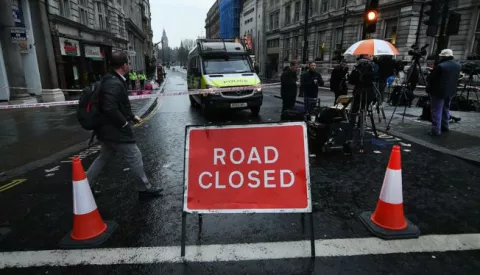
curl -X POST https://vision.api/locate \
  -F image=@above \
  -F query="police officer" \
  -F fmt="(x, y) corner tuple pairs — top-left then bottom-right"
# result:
(300, 61), (324, 114)
(280, 60), (299, 111)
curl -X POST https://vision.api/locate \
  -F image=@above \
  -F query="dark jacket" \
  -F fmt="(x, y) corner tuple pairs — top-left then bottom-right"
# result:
(300, 70), (324, 98)
(427, 58), (461, 99)
(330, 65), (348, 92)
(95, 72), (136, 143)
(280, 67), (298, 96)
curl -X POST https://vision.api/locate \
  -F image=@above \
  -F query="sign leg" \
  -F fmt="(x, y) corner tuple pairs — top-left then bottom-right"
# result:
(309, 213), (316, 258)
(197, 214), (203, 241)
(181, 211), (187, 257)
(301, 213), (306, 234)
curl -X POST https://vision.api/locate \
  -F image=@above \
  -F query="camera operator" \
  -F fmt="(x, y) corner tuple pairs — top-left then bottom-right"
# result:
(300, 61), (324, 114)
(330, 60), (349, 103)
(426, 49), (461, 136)
(375, 55), (396, 100)
(348, 55), (376, 127)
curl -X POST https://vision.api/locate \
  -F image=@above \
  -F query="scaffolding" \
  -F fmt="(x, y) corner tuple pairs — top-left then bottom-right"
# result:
(219, 0), (241, 39)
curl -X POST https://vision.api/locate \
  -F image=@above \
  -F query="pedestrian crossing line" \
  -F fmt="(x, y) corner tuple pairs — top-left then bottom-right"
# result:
(1, 234), (479, 268)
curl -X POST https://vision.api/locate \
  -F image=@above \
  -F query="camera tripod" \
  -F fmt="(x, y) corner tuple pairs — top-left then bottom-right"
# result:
(349, 84), (385, 153)
(386, 55), (427, 131)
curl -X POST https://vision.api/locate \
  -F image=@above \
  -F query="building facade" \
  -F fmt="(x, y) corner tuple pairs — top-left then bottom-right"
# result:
(219, 0), (242, 39)
(1, 0), (154, 102)
(205, 0), (220, 39)
(264, 0), (480, 78)
(240, 0), (264, 73)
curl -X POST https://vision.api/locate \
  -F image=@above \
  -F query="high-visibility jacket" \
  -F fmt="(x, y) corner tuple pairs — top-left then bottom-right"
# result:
(129, 72), (137, 80)
(138, 74), (146, 80)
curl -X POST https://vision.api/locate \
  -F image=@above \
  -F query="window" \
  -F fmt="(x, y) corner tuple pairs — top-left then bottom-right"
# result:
(269, 13), (274, 30)
(274, 12), (279, 29)
(293, 36), (298, 58)
(59, 0), (70, 18)
(79, 0), (89, 25)
(285, 4), (291, 25)
(338, 0), (346, 9)
(267, 39), (280, 48)
(96, 1), (107, 29)
(384, 19), (398, 45)
(202, 57), (253, 74)
(320, 0), (328, 13)
(294, 1), (301, 22)
(316, 31), (326, 60)
(473, 13), (480, 55)
(333, 28), (342, 50)
(118, 15), (125, 37)
(284, 38), (290, 60)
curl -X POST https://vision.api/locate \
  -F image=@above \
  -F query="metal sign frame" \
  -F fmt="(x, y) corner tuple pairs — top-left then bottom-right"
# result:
(180, 121), (315, 259)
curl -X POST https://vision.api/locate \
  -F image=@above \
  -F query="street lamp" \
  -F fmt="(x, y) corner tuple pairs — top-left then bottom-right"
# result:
(302, 0), (310, 65)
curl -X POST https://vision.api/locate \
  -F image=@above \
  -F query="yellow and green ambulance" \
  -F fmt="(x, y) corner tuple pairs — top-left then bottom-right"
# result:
(187, 39), (262, 116)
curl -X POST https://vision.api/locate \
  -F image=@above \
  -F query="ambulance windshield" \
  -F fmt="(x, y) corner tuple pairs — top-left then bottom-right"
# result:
(202, 56), (253, 75)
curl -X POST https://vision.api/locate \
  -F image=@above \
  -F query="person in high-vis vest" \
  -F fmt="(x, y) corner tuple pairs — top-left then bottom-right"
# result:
(129, 71), (137, 90)
(138, 71), (146, 90)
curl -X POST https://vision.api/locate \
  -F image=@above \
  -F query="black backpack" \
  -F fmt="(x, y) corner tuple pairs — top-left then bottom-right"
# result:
(357, 61), (375, 83)
(77, 80), (105, 130)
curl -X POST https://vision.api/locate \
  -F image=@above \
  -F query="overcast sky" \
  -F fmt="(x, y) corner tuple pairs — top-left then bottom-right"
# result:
(150, 0), (216, 48)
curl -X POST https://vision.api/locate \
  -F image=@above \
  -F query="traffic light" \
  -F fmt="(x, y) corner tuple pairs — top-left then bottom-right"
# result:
(446, 12), (461, 36)
(423, 0), (444, 37)
(365, 0), (379, 34)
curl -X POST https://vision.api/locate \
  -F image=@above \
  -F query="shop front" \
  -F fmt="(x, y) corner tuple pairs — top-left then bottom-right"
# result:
(58, 37), (81, 89)
(83, 44), (111, 85)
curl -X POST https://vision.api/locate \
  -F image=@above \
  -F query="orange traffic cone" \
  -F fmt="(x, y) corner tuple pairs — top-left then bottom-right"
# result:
(359, 145), (420, 240)
(59, 156), (117, 248)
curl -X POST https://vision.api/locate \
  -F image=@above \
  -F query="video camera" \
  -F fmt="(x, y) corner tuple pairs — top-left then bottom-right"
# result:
(408, 44), (429, 58)
(461, 62), (480, 75)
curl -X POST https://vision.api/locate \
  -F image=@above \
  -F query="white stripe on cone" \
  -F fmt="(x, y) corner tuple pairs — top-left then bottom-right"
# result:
(73, 179), (98, 215)
(378, 169), (403, 204)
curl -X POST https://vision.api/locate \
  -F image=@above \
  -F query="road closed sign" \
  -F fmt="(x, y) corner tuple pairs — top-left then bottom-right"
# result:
(184, 122), (311, 213)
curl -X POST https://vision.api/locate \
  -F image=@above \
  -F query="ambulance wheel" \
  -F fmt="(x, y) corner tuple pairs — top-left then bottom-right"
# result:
(201, 103), (212, 117)
(250, 106), (260, 117)
(189, 95), (198, 108)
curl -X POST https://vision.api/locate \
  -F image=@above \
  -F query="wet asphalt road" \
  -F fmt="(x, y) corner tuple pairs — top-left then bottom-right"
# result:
(0, 69), (479, 274)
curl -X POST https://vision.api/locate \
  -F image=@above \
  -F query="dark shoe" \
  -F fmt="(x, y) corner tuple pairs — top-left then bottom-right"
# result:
(428, 131), (441, 137)
(138, 187), (163, 197)
(441, 127), (449, 133)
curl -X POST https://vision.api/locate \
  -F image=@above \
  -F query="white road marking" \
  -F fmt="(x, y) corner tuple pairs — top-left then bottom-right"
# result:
(45, 173), (55, 177)
(1, 234), (479, 268)
(45, 166), (60, 173)
(400, 142), (412, 147)
(374, 150), (382, 154)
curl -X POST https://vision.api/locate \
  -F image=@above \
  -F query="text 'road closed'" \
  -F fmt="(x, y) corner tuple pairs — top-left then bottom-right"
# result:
(184, 123), (311, 213)
(198, 147), (295, 189)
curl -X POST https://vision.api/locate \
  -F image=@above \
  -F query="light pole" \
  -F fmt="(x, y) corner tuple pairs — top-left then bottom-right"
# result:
(338, 0), (349, 62)
(302, 0), (310, 65)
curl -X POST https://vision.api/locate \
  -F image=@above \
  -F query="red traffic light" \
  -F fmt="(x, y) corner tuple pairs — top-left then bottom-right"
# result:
(366, 10), (378, 21)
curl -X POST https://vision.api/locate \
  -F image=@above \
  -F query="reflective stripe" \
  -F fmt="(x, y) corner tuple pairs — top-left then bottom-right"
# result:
(378, 169), (403, 204)
(73, 179), (97, 215)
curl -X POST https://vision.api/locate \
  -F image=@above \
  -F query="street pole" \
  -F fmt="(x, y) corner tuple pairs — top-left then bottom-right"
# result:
(436, 0), (450, 55)
(302, 0), (310, 66)
(415, 2), (426, 46)
(339, 0), (348, 62)
(161, 39), (165, 65)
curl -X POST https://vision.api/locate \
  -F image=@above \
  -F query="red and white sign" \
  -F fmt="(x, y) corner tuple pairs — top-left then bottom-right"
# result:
(184, 122), (311, 214)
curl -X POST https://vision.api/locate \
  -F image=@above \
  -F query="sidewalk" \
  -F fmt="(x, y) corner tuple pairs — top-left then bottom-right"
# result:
(272, 90), (480, 163)
(0, 79), (166, 181)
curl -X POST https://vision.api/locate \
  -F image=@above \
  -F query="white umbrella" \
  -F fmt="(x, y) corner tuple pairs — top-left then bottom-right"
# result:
(344, 39), (399, 56)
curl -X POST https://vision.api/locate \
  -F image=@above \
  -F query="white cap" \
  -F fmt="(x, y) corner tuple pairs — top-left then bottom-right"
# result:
(439, 49), (454, 57)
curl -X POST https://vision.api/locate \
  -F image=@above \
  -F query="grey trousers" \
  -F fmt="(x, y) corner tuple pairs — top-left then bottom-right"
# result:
(86, 142), (152, 191)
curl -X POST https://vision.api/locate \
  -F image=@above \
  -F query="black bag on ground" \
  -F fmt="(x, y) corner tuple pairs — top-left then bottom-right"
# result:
(77, 81), (104, 130)
(390, 86), (414, 106)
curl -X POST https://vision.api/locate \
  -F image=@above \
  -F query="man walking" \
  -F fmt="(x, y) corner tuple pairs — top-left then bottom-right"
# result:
(280, 60), (299, 111)
(87, 51), (162, 197)
(301, 61), (324, 114)
(427, 49), (461, 136)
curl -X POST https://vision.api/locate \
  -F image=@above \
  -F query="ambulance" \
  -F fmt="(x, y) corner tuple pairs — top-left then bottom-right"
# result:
(187, 39), (263, 116)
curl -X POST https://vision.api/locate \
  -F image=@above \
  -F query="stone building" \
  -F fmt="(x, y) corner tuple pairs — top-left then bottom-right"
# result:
(205, 0), (220, 39)
(265, 0), (480, 77)
(240, 0), (265, 73)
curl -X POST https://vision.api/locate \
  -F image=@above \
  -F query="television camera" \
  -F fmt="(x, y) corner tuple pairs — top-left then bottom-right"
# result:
(408, 44), (429, 58)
